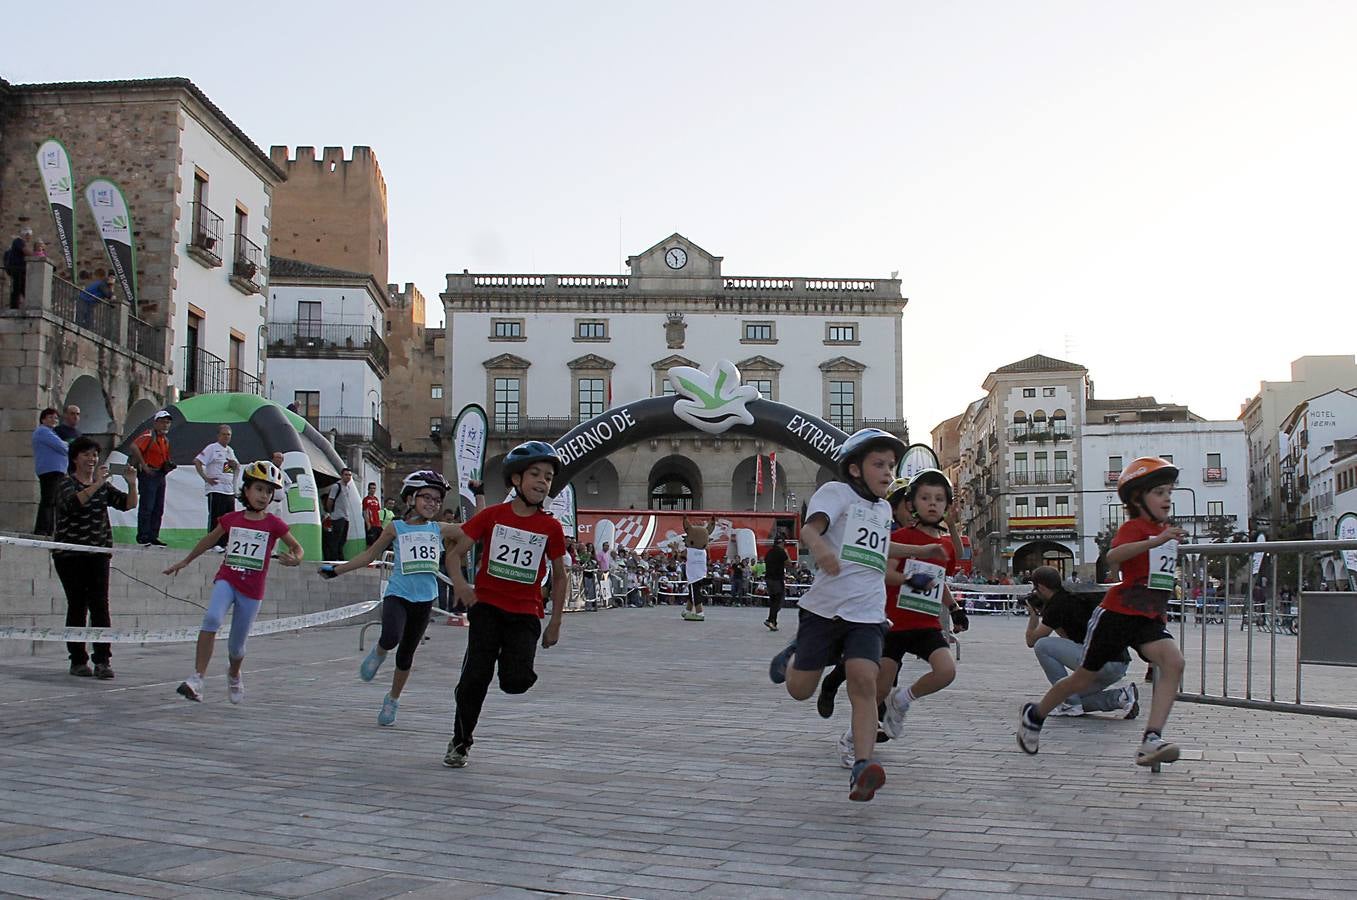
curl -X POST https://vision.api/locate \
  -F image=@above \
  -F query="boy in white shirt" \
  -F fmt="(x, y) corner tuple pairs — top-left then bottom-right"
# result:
(769, 428), (946, 802)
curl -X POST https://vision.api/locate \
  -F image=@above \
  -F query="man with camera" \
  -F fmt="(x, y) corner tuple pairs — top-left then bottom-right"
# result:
(1024, 566), (1139, 718)
(130, 410), (174, 546)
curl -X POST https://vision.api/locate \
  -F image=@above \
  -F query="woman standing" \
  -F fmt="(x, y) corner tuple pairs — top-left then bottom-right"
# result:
(54, 437), (137, 678)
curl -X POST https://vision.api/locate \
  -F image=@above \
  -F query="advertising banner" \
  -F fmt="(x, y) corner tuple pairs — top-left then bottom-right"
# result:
(547, 484), (578, 540)
(452, 403), (488, 511)
(35, 139), (75, 272)
(1336, 516), (1357, 576)
(83, 179), (137, 307)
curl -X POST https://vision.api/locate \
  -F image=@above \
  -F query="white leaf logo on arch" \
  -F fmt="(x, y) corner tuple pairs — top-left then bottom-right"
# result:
(667, 360), (760, 434)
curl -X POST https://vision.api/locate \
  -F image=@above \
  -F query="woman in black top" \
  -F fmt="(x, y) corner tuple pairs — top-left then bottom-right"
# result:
(54, 437), (137, 678)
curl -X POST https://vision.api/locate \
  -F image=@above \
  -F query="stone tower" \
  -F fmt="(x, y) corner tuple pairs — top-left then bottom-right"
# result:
(268, 146), (388, 285)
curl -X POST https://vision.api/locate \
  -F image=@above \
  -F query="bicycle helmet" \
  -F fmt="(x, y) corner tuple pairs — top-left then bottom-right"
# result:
(401, 469), (452, 499)
(240, 460), (283, 490)
(886, 475), (912, 507)
(502, 440), (562, 488)
(906, 468), (954, 506)
(837, 428), (907, 480)
(1116, 457), (1179, 506)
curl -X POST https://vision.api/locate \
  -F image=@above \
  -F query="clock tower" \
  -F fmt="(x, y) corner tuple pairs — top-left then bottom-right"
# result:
(625, 233), (722, 291)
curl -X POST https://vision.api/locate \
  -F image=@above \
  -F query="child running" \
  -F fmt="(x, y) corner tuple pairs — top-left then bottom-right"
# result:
(1018, 457), (1187, 767)
(319, 470), (459, 726)
(818, 471), (969, 764)
(441, 441), (568, 769)
(165, 460), (302, 703)
(768, 429), (947, 801)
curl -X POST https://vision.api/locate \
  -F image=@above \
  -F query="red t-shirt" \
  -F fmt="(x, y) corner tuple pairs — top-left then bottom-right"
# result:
(886, 525), (957, 631)
(213, 510), (291, 600)
(1101, 518), (1172, 620)
(462, 502), (566, 617)
(362, 495), (381, 528)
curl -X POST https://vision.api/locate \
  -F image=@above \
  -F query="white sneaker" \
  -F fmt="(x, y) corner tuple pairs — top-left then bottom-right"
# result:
(1049, 700), (1085, 717)
(176, 672), (203, 702)
(881, 687), (911, 739)
(227, 674), (244, 705)
(837, 727), (856, 768)
(1136, 733), (1180, 767)
(1120, 683), (1140, 719)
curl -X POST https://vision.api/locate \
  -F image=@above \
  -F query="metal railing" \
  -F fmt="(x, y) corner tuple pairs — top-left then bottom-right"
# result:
(316, 415), (391, 456)
(266, 321), (389, 375)
(231, 233), (265, 291)
(489, 416), (575, 437)
(182, 345), (227, 395)
(50, 276), (120, 343)
(189, 202), (223, 266)
(1007, 423), (1072, 442)
(227, 367), (262, 395)
(1008, 470), (1074, 486)
(1176, 539), (1357, 719)
(858, 417), (910, 438)
(128, 312), (166, 365)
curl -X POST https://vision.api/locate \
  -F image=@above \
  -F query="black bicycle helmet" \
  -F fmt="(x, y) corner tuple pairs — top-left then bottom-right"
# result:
(502, 440), (562, 488)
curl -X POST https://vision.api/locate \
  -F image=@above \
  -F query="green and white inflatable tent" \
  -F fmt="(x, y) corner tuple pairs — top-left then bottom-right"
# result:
(107, 394), (364, 559)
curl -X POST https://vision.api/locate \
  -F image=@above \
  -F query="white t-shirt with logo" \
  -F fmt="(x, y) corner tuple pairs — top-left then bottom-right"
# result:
(194, 442), (240, 496)
(796, 481), (893, 624)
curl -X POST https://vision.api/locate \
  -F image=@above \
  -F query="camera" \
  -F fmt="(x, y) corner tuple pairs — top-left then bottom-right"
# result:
(1023, 591), (1043, 611)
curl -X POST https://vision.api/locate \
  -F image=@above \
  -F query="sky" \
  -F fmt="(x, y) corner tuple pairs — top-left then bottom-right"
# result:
(6, 1), (1356, 439)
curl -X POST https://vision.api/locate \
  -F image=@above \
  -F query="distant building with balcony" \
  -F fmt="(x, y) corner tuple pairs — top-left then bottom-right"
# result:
(1277, 389), (1357, 544)
(0, 76), (281, 532)
(1239, 356), (1357, 537)
(948, 354), (1245, 580)
(265, 256), (391, 490)
(442, 234), (908, 509)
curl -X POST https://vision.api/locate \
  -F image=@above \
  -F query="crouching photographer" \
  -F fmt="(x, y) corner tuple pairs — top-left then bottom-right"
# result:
(1024, 566), (1139, 718)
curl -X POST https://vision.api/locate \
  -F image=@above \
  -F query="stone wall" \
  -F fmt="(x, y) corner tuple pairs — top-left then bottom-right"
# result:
(0, 538), (383, 658)
(382, 283), (445, 481)
(269, 146), (389, 286)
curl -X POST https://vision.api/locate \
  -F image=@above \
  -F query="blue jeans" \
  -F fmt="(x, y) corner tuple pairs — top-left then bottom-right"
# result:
(136, 470), (166, 543)
(1033, 634), (1128, 711)
(202, 580), (263, 660)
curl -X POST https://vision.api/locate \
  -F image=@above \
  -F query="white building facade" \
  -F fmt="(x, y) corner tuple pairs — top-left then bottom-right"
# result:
(1278, 389), (1357, 545)
(265, 258), (391, 493)
(176, 111), (280, 398)
(442, 234), (907, 510)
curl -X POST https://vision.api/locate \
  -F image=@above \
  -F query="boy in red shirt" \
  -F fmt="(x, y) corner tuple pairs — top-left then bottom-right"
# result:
(442, 441), (567, 769)
(1018, 457), (1187, 767)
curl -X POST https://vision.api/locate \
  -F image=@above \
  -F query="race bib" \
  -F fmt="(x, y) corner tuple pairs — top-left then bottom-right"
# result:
(896, 558), (946, 616)
(226, 526), (269, 571)
(1148, 539), (1179, 591)
(398, 529), (441, 575)
(488, 523), (547, 584)
(840, 501), (889, 572)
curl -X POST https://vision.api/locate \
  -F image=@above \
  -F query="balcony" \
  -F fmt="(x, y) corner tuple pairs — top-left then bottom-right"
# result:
(315, 416), (392, 459)
(51, 275), (119, 344)
(1203, 467), (1228, 483)
(187, 203), (223, 268)
(182, 345), (227, 396)
(267, 321), (390, 377)
(227, 367), (262, 395)
(858, 417), (909, 440)
(489, 416), (576, 438)
(1007, 423), (1071, 443)
(1007, 514), (1077, 535)
(1008, 470), (1075, 486)
(229, 234), (265, 294)
(128, 310), (166, 366)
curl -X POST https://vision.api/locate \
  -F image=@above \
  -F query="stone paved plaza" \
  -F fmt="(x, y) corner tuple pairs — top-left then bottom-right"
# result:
(1, 606), (1356, 899)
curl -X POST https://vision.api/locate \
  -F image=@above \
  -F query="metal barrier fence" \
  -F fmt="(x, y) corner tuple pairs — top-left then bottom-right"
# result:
(1176, 539), (1357, 719)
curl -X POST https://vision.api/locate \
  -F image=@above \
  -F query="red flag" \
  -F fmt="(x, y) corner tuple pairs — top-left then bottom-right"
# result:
(755, 454), (764, 498)
(769, 452), (777, 507)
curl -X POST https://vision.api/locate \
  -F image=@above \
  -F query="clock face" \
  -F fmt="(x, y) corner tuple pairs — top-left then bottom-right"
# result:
(664, 247), (688, 270)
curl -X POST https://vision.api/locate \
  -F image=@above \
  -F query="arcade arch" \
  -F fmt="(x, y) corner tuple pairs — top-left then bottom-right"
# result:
(1012, 539), (1074, 577)
(648, 455), (703, 510)
(64, 374), (113, 435)
(729, 454), (787, 511)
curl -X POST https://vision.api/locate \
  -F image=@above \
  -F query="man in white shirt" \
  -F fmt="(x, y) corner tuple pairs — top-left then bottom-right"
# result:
(324, 467), (357, 561)
(193, 425), (240, 549)
(267, 451), (294, 518)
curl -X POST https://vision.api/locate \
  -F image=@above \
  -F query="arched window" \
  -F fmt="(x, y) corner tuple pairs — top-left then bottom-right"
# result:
(649, 476), (694, 511)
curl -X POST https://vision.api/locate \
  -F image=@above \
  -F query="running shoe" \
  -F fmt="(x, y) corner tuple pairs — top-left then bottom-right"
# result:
(848, 759), (886, 802)
(442, 741), (469, 768)
(880, 687), (911, 739)
(69, 663), (93, 677)
(816, 678), (838, 719)
(177, 673), (203, 702)
(93, 663), (115, 680)
(1049, 700), (1085, 717)
(1017, 702), (1043, 755)
(837, 727), (855, 768)
(227, 674), (244, 705)
(359, 647), (385, 682)
(1121, 683), (1140, 720)
(768, 641), (797, 685)
(377, 694), (398, 726)
(1136, 733), (1180, 767)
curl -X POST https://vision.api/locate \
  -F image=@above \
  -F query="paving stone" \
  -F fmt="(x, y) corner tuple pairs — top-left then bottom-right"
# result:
(2, 609), (1356, 897)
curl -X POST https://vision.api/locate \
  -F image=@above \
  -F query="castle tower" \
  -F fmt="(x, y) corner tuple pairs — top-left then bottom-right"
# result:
(268, 146), (389, 285)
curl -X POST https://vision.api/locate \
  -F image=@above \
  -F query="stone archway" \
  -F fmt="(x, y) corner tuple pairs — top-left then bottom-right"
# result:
(729, 454), (787, 511)
(575, 458), (620, 508)
(125, 398), (159, 438)
(648, 455), (703, 510)
(64, 373), (113, 435)
(1013, 539), (1075, 577)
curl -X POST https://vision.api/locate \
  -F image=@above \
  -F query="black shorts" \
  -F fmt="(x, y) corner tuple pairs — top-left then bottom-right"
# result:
(791, 610), (887, 672)
(882, 628), (950, 665)
(1081, 607), (1173, 671)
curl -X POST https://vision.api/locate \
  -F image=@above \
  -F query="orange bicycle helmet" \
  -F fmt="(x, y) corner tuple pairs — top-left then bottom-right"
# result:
(1116, 457), (1179, 505)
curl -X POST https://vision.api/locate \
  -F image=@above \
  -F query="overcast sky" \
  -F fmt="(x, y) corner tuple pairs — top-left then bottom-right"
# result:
(7, 1), (1355, 438)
